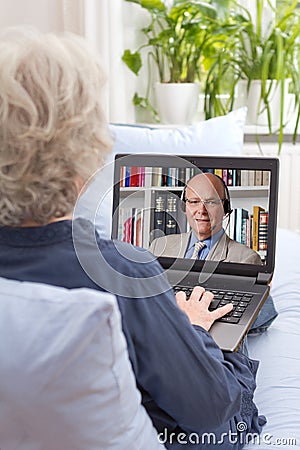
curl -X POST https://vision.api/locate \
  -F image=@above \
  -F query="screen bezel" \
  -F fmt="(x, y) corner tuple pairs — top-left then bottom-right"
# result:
(112, 154), (279, 278)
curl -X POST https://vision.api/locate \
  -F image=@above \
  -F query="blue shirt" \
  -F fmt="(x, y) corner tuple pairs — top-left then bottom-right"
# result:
(0, 218), (264, 449)
(185, 229), (225, 259)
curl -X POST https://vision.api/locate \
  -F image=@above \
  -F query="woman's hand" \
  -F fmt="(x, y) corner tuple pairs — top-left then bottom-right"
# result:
(175, 286), (233, 331)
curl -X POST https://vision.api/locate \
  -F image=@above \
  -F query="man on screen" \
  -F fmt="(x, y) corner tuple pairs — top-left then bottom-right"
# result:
(150, 172), (263, 265)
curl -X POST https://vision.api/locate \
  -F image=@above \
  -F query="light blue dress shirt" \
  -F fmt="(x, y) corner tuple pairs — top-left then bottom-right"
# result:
(185, 229), (225, 259)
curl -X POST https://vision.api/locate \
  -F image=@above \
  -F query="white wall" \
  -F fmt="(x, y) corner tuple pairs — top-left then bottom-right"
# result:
(0, 0), (63, 32)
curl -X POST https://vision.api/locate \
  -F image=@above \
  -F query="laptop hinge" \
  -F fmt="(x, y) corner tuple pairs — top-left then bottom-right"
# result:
(256, 273), (272, 285)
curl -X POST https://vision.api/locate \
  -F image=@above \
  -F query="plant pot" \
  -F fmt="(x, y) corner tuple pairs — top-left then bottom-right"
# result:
(235, 79), (294, 130)
(155, 82), (200, 125)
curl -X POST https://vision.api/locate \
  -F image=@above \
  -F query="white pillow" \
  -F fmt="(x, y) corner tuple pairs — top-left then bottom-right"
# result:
(0, 277), (164, 450)
(76, 108), (247, 238)
(109, 107), (247, 156)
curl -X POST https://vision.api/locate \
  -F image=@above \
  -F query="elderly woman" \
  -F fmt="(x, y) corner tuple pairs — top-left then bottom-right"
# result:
(0, 28), (265, 449)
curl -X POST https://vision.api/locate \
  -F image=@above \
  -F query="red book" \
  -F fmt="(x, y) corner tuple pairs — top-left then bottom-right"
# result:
(258, 211), (268, 251)
(123, 216), (133, 243)
(222, 169), (228, 185)
(139, 166), (145, 187)
(130, 166), (140, 187)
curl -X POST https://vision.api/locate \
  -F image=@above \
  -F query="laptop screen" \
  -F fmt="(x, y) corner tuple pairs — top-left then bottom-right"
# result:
(112, 154), (279, 276)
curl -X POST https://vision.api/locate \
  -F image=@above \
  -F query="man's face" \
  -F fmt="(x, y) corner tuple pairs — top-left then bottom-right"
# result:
(185, 174), (225, 241)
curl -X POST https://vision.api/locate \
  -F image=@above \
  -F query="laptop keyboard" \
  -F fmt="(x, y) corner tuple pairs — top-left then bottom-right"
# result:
(173, 286), (253, 324)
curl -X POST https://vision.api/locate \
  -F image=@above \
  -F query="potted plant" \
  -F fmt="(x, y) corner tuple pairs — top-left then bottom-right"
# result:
(122, 0), (226, 124)
(205, 0), (300, 152)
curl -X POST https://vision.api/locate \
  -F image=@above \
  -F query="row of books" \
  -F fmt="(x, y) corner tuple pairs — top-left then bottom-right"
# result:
(119, 166), (270, 188)
(117, 207), (144, 246)
(119, 166), (146, 187)
(117, 191), (183, 246)
(213, 169), (270, 187)
(119, 166), (197, 188)
(151, 191), (182, 239)
(152, 167), (196, 187)
(226, 206), (268, 260)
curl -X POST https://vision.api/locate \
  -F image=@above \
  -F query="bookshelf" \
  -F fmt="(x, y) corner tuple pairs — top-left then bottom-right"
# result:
(229, 186), (269, 211)
(116, 166), (270, 262)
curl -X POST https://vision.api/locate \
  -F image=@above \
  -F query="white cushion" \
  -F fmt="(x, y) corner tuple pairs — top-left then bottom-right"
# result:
(0, 277), (164, 450)
(77, 108), (247, 238)
(109, 107), (247, 156)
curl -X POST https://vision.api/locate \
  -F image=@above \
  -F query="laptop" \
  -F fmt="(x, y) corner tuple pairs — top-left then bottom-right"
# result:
(112, 154), (279, 351)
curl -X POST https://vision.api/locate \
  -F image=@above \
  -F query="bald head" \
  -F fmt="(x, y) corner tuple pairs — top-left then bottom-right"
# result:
(184, 173), (227, 240)
(186, 173), (226, 199)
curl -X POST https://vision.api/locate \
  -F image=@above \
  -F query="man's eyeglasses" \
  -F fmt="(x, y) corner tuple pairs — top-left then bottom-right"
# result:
(185, 198), (224, 208)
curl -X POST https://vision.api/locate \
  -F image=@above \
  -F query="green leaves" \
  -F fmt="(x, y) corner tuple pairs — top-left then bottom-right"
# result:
(133, 93), (159, 121)
(235, 0), (300, 152)
(122, 0), (221, 85)
(200, 0), (300, 152)
(122, 0), (300, 150)
(168, 1), (217, 25)
(122, 50), (142, 75)
(210, 0), (231, 22)
(125, 0), (166, 13)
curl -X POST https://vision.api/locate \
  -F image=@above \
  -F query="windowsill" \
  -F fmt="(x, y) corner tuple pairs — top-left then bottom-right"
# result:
(244, 125), (299, 143)
(129, 122), (300, 143)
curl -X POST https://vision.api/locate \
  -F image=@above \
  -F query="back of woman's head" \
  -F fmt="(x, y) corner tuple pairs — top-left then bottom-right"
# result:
(0, 27), (112, 226)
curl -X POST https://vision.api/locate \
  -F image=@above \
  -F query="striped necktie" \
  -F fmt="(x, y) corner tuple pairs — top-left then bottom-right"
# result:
(191, 241), (206, 259)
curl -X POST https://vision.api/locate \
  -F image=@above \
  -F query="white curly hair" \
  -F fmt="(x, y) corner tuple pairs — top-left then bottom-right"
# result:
(0, 27), (112, 226)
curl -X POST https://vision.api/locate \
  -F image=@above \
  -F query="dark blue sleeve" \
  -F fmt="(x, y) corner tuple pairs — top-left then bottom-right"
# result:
(102, 242), (262, 437)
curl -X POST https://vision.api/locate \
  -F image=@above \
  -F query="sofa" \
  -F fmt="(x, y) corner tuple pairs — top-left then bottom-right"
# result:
(1, 226), (299, 449)
(1, 108), (299, 449)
